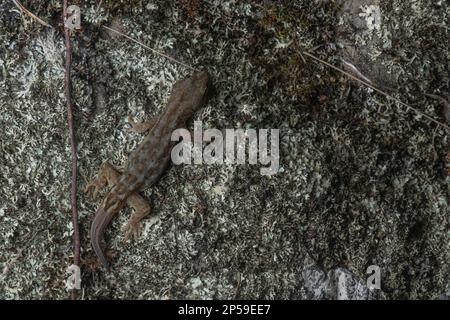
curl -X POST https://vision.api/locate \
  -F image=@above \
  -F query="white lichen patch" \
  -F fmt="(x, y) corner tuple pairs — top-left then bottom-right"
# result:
(359, 5), (382, 32)
(0, 0), (449, 300)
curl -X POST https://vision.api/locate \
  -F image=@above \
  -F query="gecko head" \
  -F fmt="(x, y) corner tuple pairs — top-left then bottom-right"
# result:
(165, 70), (212, 124)
(191, 70), (210, 87)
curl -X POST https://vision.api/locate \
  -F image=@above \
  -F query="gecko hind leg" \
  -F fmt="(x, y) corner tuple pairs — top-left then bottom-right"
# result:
(122, 193), (151, 242)
(86, 161), (151, 241)
(85, 162), (118, 198)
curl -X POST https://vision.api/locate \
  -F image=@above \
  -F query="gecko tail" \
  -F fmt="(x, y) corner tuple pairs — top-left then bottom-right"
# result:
(91, 206), (112, 270)
(90, 173), (139, 270)
(90, 200), (120, 270)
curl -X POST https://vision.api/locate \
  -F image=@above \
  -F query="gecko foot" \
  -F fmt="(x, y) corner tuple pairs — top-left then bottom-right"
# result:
(85, 162), (118, 198)
(85, 177), (106, 199)
(122, 195), (151, 242)
(123, 219), (143, 242)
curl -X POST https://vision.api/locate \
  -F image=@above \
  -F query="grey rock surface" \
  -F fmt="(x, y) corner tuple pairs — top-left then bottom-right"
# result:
(0, 0), (448, 299)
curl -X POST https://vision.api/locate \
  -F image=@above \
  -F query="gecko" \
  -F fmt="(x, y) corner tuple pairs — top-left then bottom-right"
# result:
(85, 71), (211, 269)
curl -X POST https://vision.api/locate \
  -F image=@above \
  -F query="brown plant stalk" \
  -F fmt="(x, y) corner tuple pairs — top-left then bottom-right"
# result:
(63, 0), (81, 300)
(12, 0), (53, 28)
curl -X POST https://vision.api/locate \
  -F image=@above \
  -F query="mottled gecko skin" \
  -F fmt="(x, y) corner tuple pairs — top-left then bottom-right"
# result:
(87, 71), (211, 269)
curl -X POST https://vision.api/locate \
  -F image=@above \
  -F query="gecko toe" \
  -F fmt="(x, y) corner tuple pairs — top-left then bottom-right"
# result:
(85, 182), (100, 198)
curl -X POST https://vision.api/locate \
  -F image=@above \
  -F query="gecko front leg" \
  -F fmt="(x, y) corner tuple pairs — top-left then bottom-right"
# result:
(127, 116), (159, 134)
(85, 162), (151, 241)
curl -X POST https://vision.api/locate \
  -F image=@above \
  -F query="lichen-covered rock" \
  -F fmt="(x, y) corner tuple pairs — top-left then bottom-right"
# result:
(0, 0), (448, 299)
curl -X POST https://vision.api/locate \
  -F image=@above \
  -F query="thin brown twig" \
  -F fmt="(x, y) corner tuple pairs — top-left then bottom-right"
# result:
(95, 0), (196, 71)
(102, 25), (199, 72)
(95, 0), (103, 13)
(301, 50), (450, 131)
(12, 0), (52, 28)
(8, 3), (196, 73)
(63, 0), (80, 300)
